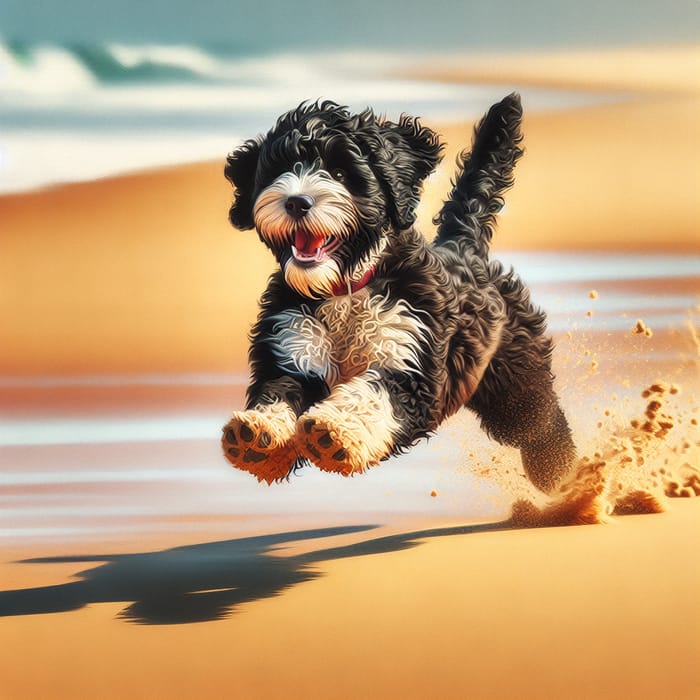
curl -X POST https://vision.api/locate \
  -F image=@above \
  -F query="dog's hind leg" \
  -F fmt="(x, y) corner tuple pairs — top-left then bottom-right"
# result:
(469, 371), (575, 493)
(462, 262), (575, 492)
(519, 398), (576, 494)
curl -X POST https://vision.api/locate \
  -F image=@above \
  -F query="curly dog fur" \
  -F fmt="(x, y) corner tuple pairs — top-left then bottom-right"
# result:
(222, 94), (575, 493)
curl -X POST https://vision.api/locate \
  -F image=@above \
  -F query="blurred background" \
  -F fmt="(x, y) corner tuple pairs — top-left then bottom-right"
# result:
(1, 1), (699, 543)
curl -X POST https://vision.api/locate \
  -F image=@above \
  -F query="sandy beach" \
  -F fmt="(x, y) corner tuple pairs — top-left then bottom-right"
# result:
(1, 44), (699, 699)
(2, 93), (698, 377)
(1, 502), (698, 700)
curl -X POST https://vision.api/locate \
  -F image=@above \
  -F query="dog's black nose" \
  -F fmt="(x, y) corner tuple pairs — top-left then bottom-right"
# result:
(285, 194), (314, 219)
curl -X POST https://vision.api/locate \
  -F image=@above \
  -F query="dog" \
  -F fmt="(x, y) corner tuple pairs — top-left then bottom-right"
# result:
(221, 93), (575, 493)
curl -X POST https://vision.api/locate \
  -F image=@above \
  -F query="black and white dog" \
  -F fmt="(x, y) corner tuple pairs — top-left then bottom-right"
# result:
(222, 94), (575, 492)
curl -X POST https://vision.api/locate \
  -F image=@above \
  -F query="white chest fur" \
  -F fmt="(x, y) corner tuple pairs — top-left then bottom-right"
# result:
(268, 291), (431, 387)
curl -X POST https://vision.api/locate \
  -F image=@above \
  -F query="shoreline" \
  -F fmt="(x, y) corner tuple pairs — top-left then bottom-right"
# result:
(4, 42), (699, 199)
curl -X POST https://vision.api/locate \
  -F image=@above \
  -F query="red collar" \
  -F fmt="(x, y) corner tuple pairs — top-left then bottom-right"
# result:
(330, 266), (376, 296)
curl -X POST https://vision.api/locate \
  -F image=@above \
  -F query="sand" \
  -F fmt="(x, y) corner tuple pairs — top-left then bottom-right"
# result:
(404, 44), (700, 95)
(1, 502), (698, 699)
(1, 44), (699, 699)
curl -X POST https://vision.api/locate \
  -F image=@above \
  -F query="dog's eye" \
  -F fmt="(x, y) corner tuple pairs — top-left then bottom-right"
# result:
(331, 168), (346, 183)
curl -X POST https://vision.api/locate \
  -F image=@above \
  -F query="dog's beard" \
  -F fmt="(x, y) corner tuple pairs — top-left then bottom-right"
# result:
(283, 257), (343, 299)
(283, 238), (386, 299)
(253, 164), (362, 299)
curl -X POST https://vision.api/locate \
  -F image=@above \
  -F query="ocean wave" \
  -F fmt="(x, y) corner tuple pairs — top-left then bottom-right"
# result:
(73, 43), (219, 84)
(1, 40), (94, 93)
(0, 39), (421, 91)
(0, 38), (622, 193)
(0, 38), (243, 89)
(0, 38), (495, 112)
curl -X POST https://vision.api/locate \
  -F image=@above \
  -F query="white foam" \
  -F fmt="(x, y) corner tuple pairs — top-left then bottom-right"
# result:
(0, 42), (95, 94)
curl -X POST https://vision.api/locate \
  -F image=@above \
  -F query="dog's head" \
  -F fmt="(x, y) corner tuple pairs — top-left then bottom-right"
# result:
(225, 100), (443, 299)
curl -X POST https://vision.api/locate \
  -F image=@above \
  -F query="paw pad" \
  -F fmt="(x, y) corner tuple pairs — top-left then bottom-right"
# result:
(317, 432), (334, 448)
(243, 448), (267, 463)
(239, 423), (255, 443)
(222, 409), (297, 484)
(297, 415), (366, 476)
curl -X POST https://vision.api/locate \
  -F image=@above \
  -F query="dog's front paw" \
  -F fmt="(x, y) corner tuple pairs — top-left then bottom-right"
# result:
(296, 412), (384, 477)
(222, 404), (297, 484)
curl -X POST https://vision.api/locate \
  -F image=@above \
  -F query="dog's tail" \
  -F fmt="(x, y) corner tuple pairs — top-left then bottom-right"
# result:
(433, 93), (523, 258)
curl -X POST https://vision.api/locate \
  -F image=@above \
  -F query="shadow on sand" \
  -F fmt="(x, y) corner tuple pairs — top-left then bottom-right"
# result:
(0, 520), (514, 625)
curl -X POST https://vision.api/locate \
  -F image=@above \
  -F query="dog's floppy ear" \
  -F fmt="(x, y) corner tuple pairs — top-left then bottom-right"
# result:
(375, 116), (444, 229)
(224, 138), (261, 230)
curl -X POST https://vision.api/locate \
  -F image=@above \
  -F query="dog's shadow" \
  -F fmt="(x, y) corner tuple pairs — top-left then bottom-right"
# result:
(0, 520), (512, 625)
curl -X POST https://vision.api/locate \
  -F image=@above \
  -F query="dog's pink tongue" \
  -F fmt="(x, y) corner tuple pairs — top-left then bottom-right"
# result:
(295, 229), (324, 254)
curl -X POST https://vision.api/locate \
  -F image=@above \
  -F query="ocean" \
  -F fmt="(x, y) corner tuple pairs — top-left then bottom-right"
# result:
(2, 0), (699, 193)
(0, 40), (619, 194)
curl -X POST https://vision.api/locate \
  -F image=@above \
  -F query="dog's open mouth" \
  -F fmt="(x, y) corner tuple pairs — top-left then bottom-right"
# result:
(291, 229), (340, 264)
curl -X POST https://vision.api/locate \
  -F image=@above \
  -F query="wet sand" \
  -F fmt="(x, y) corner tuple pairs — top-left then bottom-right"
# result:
(2, 45), (700, 699)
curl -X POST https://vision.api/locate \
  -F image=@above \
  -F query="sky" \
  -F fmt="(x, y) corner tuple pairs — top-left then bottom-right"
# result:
(1, 0), (699, 51)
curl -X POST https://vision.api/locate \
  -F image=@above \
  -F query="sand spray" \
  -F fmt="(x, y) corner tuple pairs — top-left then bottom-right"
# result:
(456, 297), (700, 526)
(511, 381), (700, 526)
